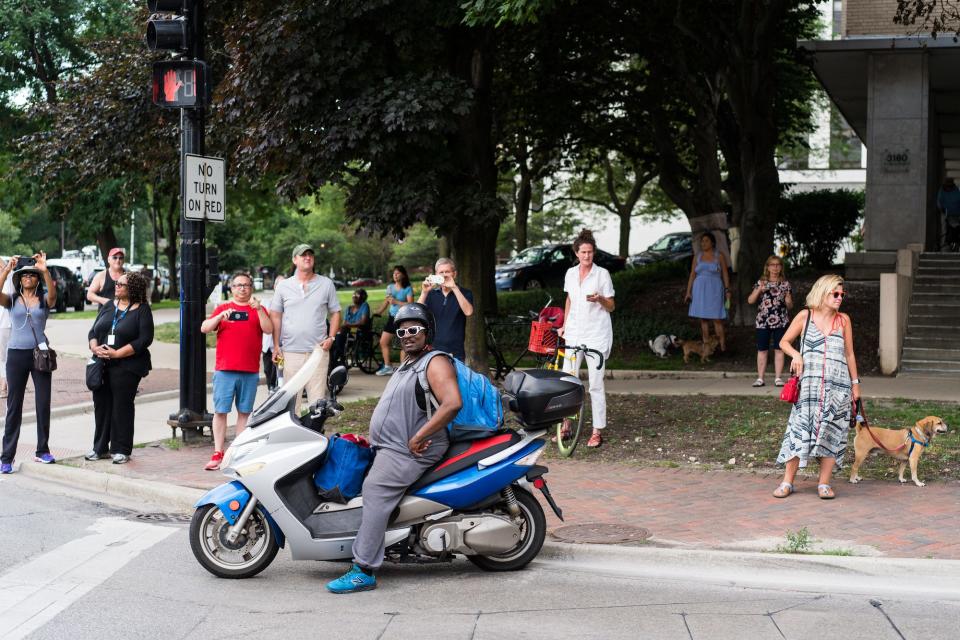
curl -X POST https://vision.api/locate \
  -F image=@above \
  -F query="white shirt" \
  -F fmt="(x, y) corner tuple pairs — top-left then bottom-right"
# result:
(0, 275), (14, 330)
(563, 264), (615, 352)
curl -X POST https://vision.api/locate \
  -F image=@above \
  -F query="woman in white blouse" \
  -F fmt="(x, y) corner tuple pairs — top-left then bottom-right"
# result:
(557, 229), (615, 448)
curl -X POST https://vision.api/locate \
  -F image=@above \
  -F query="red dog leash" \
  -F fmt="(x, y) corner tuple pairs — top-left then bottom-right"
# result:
(855, 399), (906, 454)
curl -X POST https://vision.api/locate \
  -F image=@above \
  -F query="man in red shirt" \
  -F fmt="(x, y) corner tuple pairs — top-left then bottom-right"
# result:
(200, 272), (273, 470)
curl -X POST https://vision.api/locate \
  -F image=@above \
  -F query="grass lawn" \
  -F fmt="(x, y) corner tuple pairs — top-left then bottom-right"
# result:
(331, 394), (960, 482)
(50, 299), (180, 321)
(154, 321), (217, 348)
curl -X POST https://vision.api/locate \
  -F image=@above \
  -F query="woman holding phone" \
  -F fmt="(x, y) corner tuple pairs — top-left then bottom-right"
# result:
(557, 229), (615, 448)
(0, 253), (57, 474)
(85, 271), (154, 464)
(373, 265), (413, 376)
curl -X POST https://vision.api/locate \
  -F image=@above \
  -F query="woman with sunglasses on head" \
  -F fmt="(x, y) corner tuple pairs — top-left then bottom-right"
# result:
(773, 274), (860, 500)
(85, 272), (154, 464)
(87, 247), (127, 306)
(747, 255), (793, 387)
(0, 253), (57, 474)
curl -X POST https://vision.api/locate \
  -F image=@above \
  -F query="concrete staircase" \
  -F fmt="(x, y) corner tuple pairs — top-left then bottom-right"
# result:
(899, 253), (960, 377)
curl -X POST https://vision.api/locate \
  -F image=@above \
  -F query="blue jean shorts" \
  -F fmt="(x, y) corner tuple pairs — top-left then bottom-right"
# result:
(756, 327), (787, 352)
(212, 371), (259, 414)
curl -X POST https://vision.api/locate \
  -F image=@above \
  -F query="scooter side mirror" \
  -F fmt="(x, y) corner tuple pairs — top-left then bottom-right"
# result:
(328, 365), (348, 397)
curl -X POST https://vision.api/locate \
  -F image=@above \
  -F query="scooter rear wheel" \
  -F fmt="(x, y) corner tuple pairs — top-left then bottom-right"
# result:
(190, 503), (279, 579)
(468, 488), (546, 572)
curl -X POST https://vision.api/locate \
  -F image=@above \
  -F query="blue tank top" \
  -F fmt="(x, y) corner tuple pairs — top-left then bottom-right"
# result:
(7, 295), (49, 349)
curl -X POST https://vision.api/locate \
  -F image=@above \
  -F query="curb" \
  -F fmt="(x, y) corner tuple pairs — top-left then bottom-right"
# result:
(594, 369), (756, 380)
(19, 387), (209, 426)
(17, 459), (205, 512)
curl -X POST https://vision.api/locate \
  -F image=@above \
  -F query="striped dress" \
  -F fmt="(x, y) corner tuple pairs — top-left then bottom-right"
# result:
(776, 317), (852, 471)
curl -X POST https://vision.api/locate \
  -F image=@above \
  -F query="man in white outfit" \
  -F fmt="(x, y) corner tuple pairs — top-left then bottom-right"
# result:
(558, 230), (616, 448)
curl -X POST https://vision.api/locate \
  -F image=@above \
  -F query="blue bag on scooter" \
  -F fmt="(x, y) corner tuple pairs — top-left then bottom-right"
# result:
(313, 435), (374, 503)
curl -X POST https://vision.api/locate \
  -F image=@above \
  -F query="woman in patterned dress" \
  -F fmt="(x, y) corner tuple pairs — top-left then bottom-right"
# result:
(773, 275), (861, 500)
(747, 256), (793, 387)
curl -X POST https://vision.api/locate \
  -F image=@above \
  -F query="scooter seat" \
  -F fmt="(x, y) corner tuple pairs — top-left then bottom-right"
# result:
(408, 430), (522, 492)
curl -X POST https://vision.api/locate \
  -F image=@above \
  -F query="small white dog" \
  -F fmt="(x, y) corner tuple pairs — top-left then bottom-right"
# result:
(648, 334), (680, 358)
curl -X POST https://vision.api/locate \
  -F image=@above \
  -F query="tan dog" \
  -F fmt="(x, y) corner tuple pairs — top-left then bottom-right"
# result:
(849, 416), (949, 487)
(678, 336), (719, 363)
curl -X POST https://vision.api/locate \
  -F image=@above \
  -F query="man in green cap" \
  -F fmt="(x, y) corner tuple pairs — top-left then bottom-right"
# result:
(269, 244), (341, 412)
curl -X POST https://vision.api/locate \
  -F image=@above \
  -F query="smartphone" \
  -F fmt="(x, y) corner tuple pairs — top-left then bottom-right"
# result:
(426, 275), (445, 286)
(228, 310), (249, 321)
(16, 257), (36, 269)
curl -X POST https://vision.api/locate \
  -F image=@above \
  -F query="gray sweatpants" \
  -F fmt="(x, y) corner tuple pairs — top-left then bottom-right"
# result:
(352, 447), (440, 571)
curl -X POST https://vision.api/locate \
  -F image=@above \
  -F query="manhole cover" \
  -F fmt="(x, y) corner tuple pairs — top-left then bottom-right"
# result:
(552, 523), (651, 545)
(130, 512), (192, 524)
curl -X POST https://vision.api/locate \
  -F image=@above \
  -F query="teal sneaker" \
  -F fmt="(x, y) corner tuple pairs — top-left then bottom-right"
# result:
(326, 564), (377, 594)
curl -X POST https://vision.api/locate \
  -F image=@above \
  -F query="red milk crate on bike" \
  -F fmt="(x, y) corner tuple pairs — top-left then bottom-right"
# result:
(527, 320), (558, 355)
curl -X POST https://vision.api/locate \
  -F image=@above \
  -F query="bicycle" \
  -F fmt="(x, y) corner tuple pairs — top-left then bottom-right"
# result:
(538, 341), (605, 457)
(485, 297), (565, 380)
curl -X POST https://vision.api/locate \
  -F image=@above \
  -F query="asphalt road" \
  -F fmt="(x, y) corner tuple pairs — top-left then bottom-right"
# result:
(2, 477), (958, 640)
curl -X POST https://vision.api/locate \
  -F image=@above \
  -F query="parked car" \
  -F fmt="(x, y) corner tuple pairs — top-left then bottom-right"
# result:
(349, 277), (382, 287)
(47, 265), (86, 313)
(627, 232), (693, 268)
(495, 244), (626, 291)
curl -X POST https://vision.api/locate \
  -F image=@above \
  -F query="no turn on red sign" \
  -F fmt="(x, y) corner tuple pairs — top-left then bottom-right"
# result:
(184, 154), (225, 222)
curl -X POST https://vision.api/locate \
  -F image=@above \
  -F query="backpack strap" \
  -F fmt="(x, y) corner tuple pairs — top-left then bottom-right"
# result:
(407, 350), (452, 419)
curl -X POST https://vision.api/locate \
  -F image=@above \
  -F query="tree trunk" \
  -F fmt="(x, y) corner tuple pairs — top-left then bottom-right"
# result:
(95, 227), (119, 262)
(515, 165), (532, 252)
(446, 26), (501, 372)
(618, 209), (631, 258)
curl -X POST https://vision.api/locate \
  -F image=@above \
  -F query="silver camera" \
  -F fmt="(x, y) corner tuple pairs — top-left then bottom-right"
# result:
(426, 275), (445, 286)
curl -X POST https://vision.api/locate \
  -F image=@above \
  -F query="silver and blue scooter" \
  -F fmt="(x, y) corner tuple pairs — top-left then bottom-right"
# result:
(189, 346), (583, 579)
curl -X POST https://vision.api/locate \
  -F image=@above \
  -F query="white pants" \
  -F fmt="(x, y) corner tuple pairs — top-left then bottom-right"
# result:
(562, 341), (609, 430)
(0, 327), (10, 381)
(283, 349), (330, 414)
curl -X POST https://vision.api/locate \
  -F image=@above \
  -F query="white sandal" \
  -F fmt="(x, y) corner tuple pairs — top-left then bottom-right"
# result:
(751, 378), (765, 387)
(774, 378), (784, 387)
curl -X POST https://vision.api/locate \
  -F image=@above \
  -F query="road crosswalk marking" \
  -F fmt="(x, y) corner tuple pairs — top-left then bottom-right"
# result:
(0, 517), (177, 639)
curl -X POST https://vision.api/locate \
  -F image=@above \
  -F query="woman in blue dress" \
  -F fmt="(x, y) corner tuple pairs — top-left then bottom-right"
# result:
(684, 232), (731, 352)
(374, 265), (413, 375)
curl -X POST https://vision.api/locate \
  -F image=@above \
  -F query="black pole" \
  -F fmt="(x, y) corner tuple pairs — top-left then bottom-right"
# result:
(170, 0), (210, 435)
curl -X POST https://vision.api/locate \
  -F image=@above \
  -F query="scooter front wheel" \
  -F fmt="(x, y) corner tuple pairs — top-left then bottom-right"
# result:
(468, 487), (546, 572)
(189, 503), (279, 579)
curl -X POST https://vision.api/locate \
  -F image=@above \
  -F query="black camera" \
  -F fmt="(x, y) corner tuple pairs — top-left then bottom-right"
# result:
(228, 310), (249, 322)
(16, 257), (36, 269)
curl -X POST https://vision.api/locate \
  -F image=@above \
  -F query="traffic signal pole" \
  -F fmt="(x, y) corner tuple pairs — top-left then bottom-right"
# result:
(148, 0), (213, 437)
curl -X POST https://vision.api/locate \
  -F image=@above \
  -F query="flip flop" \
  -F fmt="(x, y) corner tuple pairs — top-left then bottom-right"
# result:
(772, 482), (794, 498)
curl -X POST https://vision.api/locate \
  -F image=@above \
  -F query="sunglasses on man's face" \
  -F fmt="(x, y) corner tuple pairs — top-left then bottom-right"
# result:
(395, 325), (427, 339)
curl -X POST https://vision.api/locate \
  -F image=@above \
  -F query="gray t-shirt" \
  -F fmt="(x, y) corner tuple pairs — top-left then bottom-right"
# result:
(269, 274), (341, 353)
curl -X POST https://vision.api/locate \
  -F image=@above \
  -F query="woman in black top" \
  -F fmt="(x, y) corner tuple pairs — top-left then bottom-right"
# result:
(85, 272), (154, 464)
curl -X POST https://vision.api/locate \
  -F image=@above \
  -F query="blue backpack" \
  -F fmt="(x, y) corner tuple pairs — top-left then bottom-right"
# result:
(414, 351), (504, 441)
(313, 435), (374, 503)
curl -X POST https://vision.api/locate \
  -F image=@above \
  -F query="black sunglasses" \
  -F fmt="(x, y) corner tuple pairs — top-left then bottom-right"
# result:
(395, 325), (427, 338)
(831, 291), (845, 299)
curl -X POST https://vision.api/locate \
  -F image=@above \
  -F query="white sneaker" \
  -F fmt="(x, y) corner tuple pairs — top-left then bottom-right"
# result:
(751, 378), (765, 387)
(375, 365), (395, 376)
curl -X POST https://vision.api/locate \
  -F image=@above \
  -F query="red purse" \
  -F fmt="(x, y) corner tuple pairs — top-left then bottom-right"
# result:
(779, 310), (811, 404)
(779, 376), (800, 403)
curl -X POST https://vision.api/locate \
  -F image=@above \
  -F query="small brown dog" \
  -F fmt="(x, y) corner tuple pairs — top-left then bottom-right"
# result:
(849, 416), (949, 487)
(678, 336), (720, 363)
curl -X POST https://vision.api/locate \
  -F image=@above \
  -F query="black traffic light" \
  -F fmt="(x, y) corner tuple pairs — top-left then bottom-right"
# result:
(146, 1), (192, 52)
(147, 0), (207, 108)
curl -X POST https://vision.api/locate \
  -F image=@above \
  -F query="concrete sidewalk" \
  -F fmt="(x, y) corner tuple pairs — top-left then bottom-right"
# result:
(8, 365), (960, 562)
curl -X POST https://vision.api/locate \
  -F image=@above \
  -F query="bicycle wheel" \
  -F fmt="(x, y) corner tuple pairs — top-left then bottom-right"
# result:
(358, 338), (383, 374)
(555, 403), (585, 457)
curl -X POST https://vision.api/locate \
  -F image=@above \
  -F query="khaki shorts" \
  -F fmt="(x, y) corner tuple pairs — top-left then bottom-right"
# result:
(283, 348), (330, 414)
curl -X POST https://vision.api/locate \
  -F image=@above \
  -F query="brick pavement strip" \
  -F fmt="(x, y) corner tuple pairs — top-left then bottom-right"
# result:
(52, 443), (960, 560)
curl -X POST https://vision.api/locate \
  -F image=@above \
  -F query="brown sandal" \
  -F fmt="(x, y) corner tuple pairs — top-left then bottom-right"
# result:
(586, 432), (603, 448)
(818, 484), (835, 500)
(773, 482), (794, 498)
(550, 420), (573, 443)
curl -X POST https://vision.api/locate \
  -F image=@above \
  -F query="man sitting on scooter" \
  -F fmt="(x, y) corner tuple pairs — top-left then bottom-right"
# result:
(327, 303), (462, 594)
